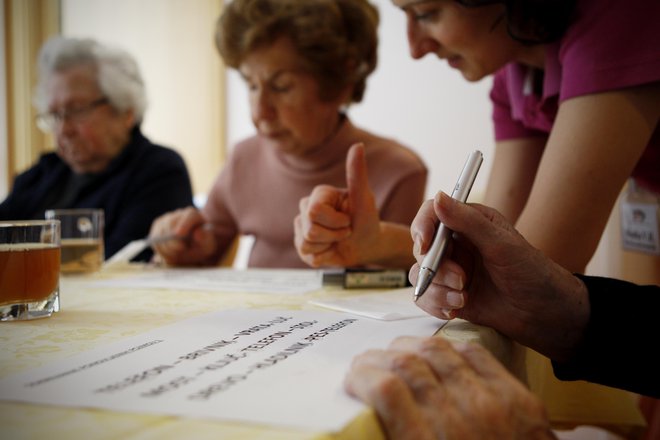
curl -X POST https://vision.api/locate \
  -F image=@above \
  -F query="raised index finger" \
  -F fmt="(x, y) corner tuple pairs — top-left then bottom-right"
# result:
(346, 143), (372, 214)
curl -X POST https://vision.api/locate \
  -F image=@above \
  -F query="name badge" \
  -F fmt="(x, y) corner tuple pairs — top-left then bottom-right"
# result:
(620, 184), (660, 255)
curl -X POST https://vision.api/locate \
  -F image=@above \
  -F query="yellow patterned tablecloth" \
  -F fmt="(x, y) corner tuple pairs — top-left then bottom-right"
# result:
(0, 264), (514, 440)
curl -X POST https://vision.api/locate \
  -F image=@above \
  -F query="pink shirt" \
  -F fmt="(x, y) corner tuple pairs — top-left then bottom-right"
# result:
(203, 118), (427, 268)
(491, 0), (660, 193)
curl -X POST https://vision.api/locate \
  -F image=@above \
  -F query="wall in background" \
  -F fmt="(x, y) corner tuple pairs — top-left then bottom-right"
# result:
(0, 0), (8, 199)
(1, 0), (60, 200)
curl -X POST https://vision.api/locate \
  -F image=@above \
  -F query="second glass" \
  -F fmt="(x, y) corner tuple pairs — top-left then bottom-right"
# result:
(45, 209), (104, 274)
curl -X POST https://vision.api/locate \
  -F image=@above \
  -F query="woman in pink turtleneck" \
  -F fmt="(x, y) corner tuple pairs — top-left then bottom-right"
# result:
(150, 0), (427, 269)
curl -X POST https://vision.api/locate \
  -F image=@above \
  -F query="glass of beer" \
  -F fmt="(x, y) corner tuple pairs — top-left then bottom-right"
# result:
(45, 209), (104, 274)
(0, 220), (61, 321)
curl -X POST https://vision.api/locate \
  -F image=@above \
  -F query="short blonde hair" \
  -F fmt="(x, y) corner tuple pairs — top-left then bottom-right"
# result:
(215, 0), (379, 104)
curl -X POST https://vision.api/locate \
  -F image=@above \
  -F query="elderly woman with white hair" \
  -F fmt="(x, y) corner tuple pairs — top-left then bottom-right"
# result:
(0, 36), (193, 260)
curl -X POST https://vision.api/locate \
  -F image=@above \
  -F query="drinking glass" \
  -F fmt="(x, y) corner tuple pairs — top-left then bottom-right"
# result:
(45, 209), (104, 274)
(0, 220), (61, 321)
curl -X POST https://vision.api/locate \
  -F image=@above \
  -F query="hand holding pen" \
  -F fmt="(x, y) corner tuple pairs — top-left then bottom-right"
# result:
(413, 151), (483, 302)
(409, 191), (591, 357)
(149, 206), (219, 266)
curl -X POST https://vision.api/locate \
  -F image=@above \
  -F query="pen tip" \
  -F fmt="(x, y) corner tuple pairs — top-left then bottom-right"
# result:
(414, 268), (433, 302)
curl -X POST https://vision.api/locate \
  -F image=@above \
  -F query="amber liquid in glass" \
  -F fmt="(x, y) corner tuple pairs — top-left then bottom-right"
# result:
(60, 238), (103, 273)
(0, 244), (60, 305)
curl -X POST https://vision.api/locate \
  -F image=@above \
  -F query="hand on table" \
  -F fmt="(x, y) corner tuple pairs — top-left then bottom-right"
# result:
(409, 193), (589, 360)
(345, 336), (555, 440)
(149, 206), (218, 266)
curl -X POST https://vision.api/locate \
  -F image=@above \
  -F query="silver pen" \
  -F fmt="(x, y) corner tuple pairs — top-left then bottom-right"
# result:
(145, 234), (188, 246)
(414, 150), (483, 302)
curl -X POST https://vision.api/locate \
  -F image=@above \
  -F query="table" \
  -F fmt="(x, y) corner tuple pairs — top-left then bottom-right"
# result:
(0, 264), (517, 440)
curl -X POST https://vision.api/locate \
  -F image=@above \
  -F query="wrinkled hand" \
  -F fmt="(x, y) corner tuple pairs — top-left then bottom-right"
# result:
(345, 336), (555, 440)
(149, 206), (218, 266)
(294, 143), (382, 267)
(409, 193), (589, 360)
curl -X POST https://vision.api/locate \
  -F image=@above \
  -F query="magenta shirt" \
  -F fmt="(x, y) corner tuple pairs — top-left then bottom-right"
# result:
(490, 0), (660, 193)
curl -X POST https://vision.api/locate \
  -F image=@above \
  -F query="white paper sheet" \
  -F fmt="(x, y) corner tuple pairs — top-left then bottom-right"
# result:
(0, 309), (444, 432)
(91, 267), (325, 294)
(309, 288), (437, 321)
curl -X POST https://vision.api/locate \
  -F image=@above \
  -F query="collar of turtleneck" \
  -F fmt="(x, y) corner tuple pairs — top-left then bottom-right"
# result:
(270, 113), (357, 173)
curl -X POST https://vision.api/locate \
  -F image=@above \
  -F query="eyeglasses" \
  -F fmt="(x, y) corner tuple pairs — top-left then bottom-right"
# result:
(36, 97), (109, 132)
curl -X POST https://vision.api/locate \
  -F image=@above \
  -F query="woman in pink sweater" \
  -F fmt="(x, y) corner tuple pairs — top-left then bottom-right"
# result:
(150, 0), (427, 269)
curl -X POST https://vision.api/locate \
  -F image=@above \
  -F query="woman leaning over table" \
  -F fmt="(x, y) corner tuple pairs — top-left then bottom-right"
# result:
(150, 0), (427, 269)
(298, 0), (660, 285)
(399, 0), (660, 438)
(294, 0), (660, 435)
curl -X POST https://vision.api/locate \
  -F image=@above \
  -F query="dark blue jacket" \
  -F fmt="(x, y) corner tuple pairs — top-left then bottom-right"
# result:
(553, 275), (660, 398)
(0, 127), (194, 260)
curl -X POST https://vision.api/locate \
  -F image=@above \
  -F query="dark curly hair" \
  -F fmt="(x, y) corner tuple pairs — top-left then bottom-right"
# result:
(215, 0), (379, 104)
(457, 0), (577, 44)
